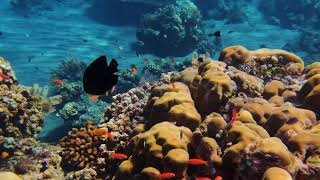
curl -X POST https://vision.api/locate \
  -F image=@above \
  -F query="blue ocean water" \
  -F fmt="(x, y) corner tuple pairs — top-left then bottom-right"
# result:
(1, 0), (317, 86)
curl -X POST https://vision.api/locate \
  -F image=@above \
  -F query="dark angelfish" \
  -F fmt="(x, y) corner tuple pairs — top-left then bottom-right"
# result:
(83, 56), (119, 95)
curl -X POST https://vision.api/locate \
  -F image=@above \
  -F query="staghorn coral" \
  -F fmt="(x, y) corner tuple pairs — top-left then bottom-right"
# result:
(218, 46), (304, 81)
(144, 82), (201, 131)
(58, 125), (108, 173)
(114, 122), (192, 179)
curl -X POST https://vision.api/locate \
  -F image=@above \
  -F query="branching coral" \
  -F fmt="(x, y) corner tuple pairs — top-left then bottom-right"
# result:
(50, 59), (87, 83)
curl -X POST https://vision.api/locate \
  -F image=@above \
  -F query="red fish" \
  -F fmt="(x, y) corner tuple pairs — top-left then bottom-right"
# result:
(131, 65), (137, 74)
(214, 176), (223, 180)
(111, 153), (128, 159)
(52, 79), (64, 86)
(0, 74), (9, 79)
(159, 172), (175, 179)
(196, 177), (212, 180)
(111, 86), (116, 93)
(187, 158), (208, 166)
(231, 107), (237, 126)
(91, 95), (99, 101)
(106, 132), (113, 139)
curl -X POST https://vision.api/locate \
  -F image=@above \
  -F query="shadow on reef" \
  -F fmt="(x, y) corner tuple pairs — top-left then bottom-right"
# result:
(85, 0), (157, 26)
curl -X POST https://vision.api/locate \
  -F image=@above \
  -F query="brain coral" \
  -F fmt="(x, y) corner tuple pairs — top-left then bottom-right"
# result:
(144, 82), (201, 131)
(114, 122), (192, 179)
(218, 46), (304, 81)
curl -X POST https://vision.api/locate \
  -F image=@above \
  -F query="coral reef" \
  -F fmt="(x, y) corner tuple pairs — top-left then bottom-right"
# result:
(114, 122), (192, 179)
(0, 57), (18, 87)
(194, 0), (248, 23)
(144, 82), (201, 131)
(218, 45), (304, 82)
(136, 0), (203, 56)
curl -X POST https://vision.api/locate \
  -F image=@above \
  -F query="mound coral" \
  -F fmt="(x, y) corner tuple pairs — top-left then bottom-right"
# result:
(114, 122), (192, 179)
(262, 167), (292, 180)
(144, 82), (201, 131)
(298, 62), (320, 111)
(218, 46), (304, 81)
(136, 0), (203, 56)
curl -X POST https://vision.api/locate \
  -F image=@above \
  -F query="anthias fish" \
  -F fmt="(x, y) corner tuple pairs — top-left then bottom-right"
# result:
(52, 79), (64, 86)
(90, 95), (99, 101)
(214, 176), (223, 180)
(159, 172), (175, 179)
(195, 177), (212, 180)
(188, 158), (208, 166)
(131, 65), (137, 74)
(111, 153), (128, 159)
(231, 107), (237, 126)
(92, 127), (108, 136)
(83, 56), (119, 95)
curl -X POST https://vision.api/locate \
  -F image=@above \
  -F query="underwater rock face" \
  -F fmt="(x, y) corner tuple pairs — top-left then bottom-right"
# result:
(136, 0), (203, 57)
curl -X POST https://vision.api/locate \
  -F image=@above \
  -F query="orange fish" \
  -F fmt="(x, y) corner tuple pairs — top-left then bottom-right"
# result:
(91, 95), (99, 101)
(171, 83), (176, 89)
(0, 73), (9, 79)
(92, 127), (108, 136)
(111, 153), (128, 159)
(196, 177), (212, 180)
(187, 158), (208, 166)
(214, 176), (223, 180)
(86, 120), (94, 126)
(1, 151), (9, 159)
(231, 107), (237, 126)
(131, 65), (137, 74)
(111, 86), (116, 93)
(159, 172), (175, 179)
(52, 79), (64, 86)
